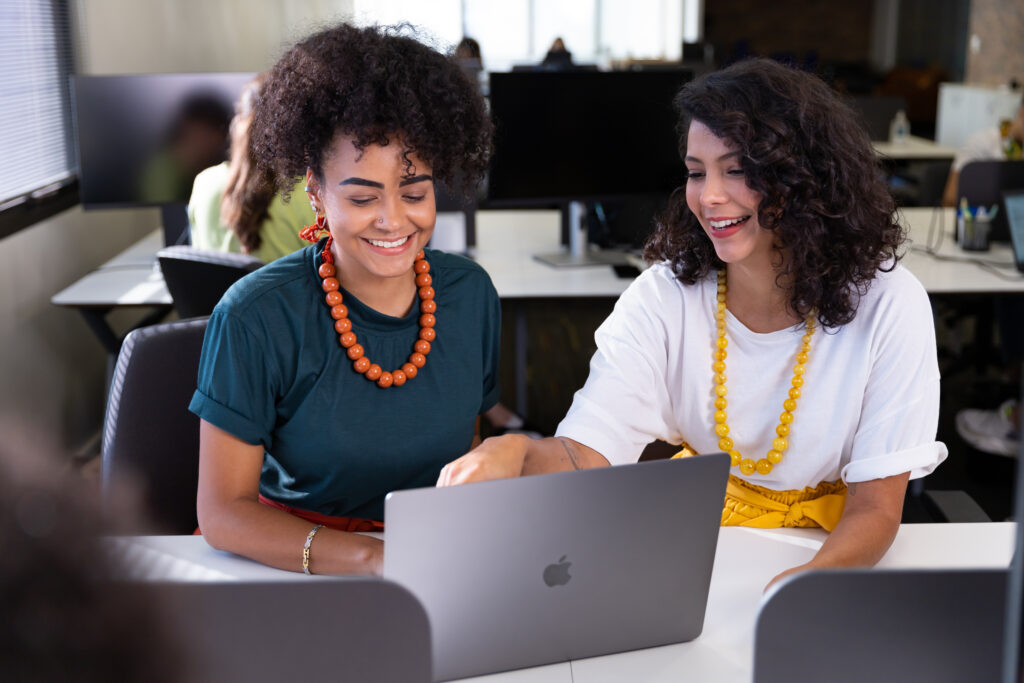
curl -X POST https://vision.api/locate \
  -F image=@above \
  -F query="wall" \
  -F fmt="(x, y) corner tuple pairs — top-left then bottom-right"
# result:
(0, 206), (157, 451)
(965, 0), (1024, 87)
(75, 0), (354, 74)
(704, 0), (873, 66)
(0, 0), (354, 453)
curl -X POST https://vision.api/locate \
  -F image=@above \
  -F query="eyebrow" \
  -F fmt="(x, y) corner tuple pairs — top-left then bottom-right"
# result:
(339, 177), (384, 189)
(338, 174), (434, 188)
(684, 151), (743, 163)
(399, 174), (433, 187)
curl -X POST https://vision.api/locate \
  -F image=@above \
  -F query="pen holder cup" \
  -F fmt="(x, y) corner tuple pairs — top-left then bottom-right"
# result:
(958, 216), (991, 252)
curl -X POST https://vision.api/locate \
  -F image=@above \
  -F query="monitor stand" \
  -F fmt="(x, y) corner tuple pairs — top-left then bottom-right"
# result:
(533, 201), (630, 267)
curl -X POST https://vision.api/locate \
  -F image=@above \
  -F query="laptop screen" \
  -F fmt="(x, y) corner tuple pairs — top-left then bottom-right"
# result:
(1005, 191), (1024, 273)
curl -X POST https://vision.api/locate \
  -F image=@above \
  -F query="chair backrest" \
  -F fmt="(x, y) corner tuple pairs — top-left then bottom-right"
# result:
(157, 246), (262, 318)
(958, 160), (1024, 242)
(151, 579), (432, 683)
(102, 317), (208, 534)
(754, 567), (1007, 683)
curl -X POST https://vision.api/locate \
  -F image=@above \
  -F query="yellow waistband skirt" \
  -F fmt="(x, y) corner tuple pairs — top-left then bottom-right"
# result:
(672, 446), (847, 531)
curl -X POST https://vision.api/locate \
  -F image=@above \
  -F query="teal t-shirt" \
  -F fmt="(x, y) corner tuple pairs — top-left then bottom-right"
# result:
(189, 241), (501, 521)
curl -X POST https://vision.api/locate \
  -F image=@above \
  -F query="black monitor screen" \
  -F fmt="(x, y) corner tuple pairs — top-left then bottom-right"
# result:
(487, 70), (691, 204)
(72, 73), (254, 207)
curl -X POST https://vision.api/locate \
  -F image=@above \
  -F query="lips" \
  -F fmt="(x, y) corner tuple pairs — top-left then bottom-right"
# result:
(706, 215), (750, 239)
(365, 235), (410, 248)
(362, 234), (416, 254)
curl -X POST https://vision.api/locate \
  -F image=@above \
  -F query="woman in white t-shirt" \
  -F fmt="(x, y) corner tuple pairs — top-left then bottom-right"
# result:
(439, 58), (947, 586)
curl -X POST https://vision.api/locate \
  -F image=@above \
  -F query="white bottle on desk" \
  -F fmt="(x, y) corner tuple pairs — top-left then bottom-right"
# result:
(889, 109), (910, 144)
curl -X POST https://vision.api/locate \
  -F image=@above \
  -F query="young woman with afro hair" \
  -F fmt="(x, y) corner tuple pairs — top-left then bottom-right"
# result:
(190, 23), (497, 575)
(439, 58), (947, 589)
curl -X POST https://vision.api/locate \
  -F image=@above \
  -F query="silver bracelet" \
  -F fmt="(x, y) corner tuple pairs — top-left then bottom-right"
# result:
(302, 524), (324, 575)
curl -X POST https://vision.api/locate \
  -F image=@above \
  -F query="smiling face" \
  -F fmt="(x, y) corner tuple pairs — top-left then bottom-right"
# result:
(307, 133), (435, 290)
(684, 120), (775, 269)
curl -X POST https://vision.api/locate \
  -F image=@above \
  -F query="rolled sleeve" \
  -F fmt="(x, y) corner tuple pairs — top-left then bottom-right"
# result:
(189, 307), (277, 449)
(843, 440), (948, 483)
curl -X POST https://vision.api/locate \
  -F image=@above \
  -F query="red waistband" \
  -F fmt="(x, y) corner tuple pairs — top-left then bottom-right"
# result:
(258, 494), (385, 533)
(192, 496), (385, 535)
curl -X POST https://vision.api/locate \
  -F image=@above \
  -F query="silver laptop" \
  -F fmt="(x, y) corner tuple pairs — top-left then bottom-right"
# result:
(1003, 190), (1024, 273)
(148, 579), (432, 683)
(384, 453), (730, 681)
(754, 567), (1007, 683)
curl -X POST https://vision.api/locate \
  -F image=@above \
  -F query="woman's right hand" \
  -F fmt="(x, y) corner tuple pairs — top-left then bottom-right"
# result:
(437, 434), (531, 486)
(437, 434), (610, 487)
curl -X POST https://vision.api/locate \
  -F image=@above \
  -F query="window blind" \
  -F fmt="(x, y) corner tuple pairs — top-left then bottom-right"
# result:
(0, 0), (75, 209)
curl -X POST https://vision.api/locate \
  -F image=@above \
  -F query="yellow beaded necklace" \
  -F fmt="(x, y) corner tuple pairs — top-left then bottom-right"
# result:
(712, 268), (815, 476)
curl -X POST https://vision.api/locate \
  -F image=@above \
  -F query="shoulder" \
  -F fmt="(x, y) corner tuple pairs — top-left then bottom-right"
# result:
(954, 128), (1002, 170)
(619, 262), (709, 309)
(427, 248), (496, 292)
(861, 263), (929, 310)
(216, 245), (315, 320)
(846, 263), (933, 339)
(191, 162), (229, 194)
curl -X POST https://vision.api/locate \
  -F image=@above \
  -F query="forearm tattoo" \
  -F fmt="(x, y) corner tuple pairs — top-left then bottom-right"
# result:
(558, 438), (582, 470)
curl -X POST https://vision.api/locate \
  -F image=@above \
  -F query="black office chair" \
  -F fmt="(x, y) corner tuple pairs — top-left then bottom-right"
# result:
(157, 246), (263, 318)
(958, 160), (1024, 242)
(101, 317), (208, 534)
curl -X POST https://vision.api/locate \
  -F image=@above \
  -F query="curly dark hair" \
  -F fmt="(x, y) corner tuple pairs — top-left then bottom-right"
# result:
(251, 23), (493, 195)
(644, 58), (905, 329)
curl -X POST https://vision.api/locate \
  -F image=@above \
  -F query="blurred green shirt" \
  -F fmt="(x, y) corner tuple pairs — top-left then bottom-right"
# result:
(187, 162), (312, 263)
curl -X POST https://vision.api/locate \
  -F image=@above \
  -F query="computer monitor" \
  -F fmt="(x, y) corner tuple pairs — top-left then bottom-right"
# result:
(487, 69), (691, 265)
(71, 73), (254, 244)
(1003, 190), (1024, 273)
(1003, 369), (1024, 683)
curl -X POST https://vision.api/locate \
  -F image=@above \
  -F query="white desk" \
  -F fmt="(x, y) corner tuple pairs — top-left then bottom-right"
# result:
(51, 229), (172, 359)
(51, 208), (1024, 315)
(110, 523), (1014, 683)
(873, 135), (957, 162)
(474, 206), (1024, 297)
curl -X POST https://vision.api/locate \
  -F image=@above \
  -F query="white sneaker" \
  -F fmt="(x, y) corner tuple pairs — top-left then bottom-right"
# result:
(956, 399), (1021, 458)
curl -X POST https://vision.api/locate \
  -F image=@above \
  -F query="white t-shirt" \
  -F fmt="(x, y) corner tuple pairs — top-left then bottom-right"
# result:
(556, 263), (948, 490)
(952, 127), (1003, 172)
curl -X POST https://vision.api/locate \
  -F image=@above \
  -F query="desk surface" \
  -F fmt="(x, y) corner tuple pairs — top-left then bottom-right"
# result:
(109, 523), (1014, 683)
(52, 207), (1024, 310)
(873, 135), (957, 161)
(51, 230), (171, 308)
(474, 207), (1024, 297)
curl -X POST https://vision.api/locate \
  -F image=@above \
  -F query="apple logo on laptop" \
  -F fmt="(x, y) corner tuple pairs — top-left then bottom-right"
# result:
(543, 555), (572, 587)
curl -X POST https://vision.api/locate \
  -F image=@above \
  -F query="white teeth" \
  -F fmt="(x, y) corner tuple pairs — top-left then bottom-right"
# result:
(709, 217), (748, 230)
(367, 236), (410, 248)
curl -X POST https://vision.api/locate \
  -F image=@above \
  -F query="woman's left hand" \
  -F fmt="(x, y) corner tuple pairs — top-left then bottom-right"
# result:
(765, 562), (813, 592)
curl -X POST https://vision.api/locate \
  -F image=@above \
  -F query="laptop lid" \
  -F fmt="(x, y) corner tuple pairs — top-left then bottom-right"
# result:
(384, 453), (730, 681)
(1003, 190), (1024, 273)
(145, 579), (432, 683)
(754, 568), (1007, 683)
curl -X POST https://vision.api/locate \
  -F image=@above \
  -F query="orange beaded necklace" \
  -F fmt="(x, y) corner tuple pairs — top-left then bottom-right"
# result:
(301, 216), (436, 389)
(711, 268), (815, 475)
